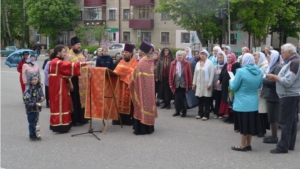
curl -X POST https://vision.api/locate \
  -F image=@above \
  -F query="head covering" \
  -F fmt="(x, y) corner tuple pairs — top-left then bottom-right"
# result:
(217, 51), (227, 65)
(28, 73), (39, 85)
(185, 47), (193, 59)
(224, 46), (231, 53)
(227, 53), (236, 71)
(175, 50), (183, 77)
(266, 50), (280, 74)
(139, 40), (152, 53)
(242, 53), (255, 66)
(213, 46), (222, 56)
(200, 49), (209, 57)
(71, 37), (80, 46)
(124, 44), (135, 53)
(22, 51), (29, 55)
(258, 52), (266, 65)
(269, 46), (274, 50)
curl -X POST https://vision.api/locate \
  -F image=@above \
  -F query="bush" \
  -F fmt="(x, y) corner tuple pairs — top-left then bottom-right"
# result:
(170, 48), (185, 56)
(81, 46), (100, 54)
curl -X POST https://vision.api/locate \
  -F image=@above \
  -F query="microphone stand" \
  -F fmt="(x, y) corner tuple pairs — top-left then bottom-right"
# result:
(71, 69), (102, 140)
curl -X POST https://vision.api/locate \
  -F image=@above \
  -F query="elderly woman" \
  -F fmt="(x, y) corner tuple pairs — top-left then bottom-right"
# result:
(17, 51), (30, 93)
(230, 53), (263, 151)
(217, 53), (241, 122)
(254, 52), (268, 72)
(213, 51), (227, 118)
(22, 54), (41, 89)
(192, 49), (214, 120)
(169, 50), (192, 117)
(261, 50), (282, 144)
(82, 49), (89, 61)
(209, 46), (222, 66)
(237, 46), (250, 64)
(185, 47), (196, 74)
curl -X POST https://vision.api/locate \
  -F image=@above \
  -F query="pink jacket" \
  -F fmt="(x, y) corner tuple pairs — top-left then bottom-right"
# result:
(22, 63), (41, 84)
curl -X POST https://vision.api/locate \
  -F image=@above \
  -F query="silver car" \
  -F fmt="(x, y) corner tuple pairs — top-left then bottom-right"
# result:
(108, 43), (125, 59)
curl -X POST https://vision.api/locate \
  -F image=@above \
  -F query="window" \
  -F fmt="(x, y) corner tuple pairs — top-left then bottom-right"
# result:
(228, 33), (237, 45)
(123, 9), (130, 20)
(138, 6), (151, 19)
(84, 7), (102, 20)
(111, 44), (123, 49)
(141, 32), (151, 42)
(109, 32), (116, 41)
(161, 12), (169, 20)
(79, 11), (82, 20)
(123, 32), (131, 42)
(161, 32), (169, 43)
(109, 10), (116, 20)
(35, 31), (40, 42)
(181, 33), (190, 43)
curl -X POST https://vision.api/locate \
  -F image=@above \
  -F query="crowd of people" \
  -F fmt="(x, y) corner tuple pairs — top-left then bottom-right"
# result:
(18, 38), (300, 154)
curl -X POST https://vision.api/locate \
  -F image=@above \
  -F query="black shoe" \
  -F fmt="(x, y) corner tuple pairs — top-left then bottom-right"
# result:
(161, 104), (167, 109)
(156, 102), (160, 106)
(257, 133), (265, 138)
(263, 137), (278, 144)
(270, 148), (288, 154)
(112, 120), (120, 125)
(166, 104), (171, 109)
(46, 105), (50, 108)
(173, 112), (180, 116)
(71, 122), (78, 126)
(181, 114), (186, 117)
(231, 146), (247, 152)
(245, 145), (252, 151)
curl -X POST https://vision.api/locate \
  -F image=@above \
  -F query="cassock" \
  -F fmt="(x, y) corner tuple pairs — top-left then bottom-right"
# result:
(130, 56), (157, 135)
(69, 50), (89, 125)
(48, 58), (87, 132)
(113, 57), (138, 125)
(17, 59), (26, 93)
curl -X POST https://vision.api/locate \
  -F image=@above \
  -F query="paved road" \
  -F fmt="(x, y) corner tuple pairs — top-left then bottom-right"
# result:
(1, 57), (300, 169)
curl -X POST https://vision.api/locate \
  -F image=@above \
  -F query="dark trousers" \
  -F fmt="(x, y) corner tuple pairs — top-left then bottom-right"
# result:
(277, 96), (299, 151)
(198, 97), (210, 118)
(174, 87), (187, 114)
(161, 77), (173, 105)
(45, 85), (49, 106)
(214, 90), (222, 115)
(27, 112), (38, 138)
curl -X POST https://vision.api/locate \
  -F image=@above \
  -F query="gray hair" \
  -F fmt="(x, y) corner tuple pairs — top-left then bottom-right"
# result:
(241, 46), (249, 51)
(83, 49), (88, 52)
(281, 43), (296, 54)
(265, 45), (273, 50)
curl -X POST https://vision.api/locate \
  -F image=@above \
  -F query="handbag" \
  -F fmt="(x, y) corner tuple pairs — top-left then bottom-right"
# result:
(185, 89), (198, 109)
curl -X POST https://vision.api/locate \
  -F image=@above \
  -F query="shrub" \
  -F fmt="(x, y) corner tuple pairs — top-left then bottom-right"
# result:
(81, 46), (100, 54)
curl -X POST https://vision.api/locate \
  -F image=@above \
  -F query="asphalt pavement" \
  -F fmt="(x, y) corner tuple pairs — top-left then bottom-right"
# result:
(1, 56), (300, 169)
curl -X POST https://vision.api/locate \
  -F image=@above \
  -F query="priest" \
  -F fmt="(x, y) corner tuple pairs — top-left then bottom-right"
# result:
(130, 41), (158, 135)
(113, 43), (138, 125)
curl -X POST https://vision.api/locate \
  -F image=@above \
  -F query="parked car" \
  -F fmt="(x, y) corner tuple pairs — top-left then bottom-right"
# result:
(1, 46), (18, 57)
(107, 43), (125, 59)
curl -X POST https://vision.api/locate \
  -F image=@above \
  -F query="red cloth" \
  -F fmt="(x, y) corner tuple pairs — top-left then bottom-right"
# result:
(130, 57), (157, 125)
(48, 58), (86, 127)
(169, 60), (193, 93)
(162, 56), (170, 77)
(219, 101), (230, 115)
(17, 59), (26, 93)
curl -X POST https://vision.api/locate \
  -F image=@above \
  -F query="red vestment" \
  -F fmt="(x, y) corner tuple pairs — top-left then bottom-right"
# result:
(17, 59), (26, 93)
(113, 57), (138, 114)
(130, 57), (157, 126)
(48, 58), (86, 132)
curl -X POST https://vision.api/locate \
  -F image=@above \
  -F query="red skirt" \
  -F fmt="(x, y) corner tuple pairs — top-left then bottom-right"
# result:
(219, 101), (230, 115)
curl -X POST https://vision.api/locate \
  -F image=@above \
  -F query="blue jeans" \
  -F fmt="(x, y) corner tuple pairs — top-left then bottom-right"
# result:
(27, 112), (38, 138)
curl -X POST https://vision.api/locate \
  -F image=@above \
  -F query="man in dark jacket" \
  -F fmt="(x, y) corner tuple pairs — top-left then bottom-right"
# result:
(96, 47), (114, 70)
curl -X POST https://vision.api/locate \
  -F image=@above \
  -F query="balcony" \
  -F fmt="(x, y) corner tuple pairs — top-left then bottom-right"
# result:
(130, 0), (154, 5)
(129, 19), (154, 29)
(84, 0), (106, 7)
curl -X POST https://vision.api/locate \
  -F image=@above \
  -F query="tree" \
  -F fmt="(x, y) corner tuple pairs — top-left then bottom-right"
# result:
(1, 0), (25, 46)
(74, 24), (106, 46)
(154, 0), (223, 46)
(26, 0), (80, 44)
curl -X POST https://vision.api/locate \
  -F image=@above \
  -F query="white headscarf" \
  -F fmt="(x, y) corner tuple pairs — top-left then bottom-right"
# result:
(200, 49), (211, 82)
(258, 52), (266, 65)
(185, 47), (193, 59)
(176, 50), (183, 77)
(224, 46), (231, 53)
(242, 53), (255, 66)
(217, 51), (227, 65)
(266, 50), (279, 74)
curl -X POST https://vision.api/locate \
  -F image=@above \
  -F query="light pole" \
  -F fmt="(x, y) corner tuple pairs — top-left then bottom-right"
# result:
(23, 0), (26, 47)
(228, 0), (230, 46)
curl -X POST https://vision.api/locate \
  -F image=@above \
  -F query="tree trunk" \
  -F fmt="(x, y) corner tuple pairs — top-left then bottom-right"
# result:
(4, 5), (13, 45)
(196, 30), (206, 47)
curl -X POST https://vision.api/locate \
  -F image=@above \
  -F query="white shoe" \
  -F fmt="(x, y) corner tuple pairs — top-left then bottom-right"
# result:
(195, 116), (201, 119)
(218, 116), (223, 119)
(214, 116), (218, 119)
(202, 117), (208, 121)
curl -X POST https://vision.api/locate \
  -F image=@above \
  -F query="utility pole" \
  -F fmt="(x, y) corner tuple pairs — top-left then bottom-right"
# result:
(228, 0), (230, 46)
(22, 0), (26, 47)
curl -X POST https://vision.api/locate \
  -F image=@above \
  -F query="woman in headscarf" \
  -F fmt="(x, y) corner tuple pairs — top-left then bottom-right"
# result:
(254, 51), (269, 137)
(82, 49), (89, 61)
(17, 51), (30, 93)
(185, 47), (196, 75)
(213, 51), (227, 118)
(209, 46), (222, 66)
(230, 53), (263, 152)
(22, 54), (41, 90)
(152, 52), (161, 106)
(156, 47), (174, 109)
(192, 49), (215, 121)
(237, 46), (250, 64)
(169, 50), (193, 117)
(260, 50), (282, 144)
(217, 53), (241, 122)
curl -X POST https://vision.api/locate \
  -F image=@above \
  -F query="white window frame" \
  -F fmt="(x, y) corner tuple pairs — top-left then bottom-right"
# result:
(109, 32), (117, 42)
(108, 8), (117, 20)
(160, 32), (170, 43)
(181, 32), (191, 44)
(161, 12), (169, 20)
(141, 32), (152, 42)
(123, 31), (131, 42)
(84, 7), (102, 20)
(123, 9), (130, 20)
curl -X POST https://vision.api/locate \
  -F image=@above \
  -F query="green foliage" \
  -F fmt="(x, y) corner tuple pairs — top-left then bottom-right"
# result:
(170, 48), (185, 56)
(74, 24), (106, 46)
(81, 46), (100, 54)
(26, 0), (80, 41)
(1, 0), (24, 45)
(154, 0), (223, 46)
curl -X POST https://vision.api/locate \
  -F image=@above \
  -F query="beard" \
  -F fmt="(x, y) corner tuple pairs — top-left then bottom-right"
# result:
(73, 49), (81, 54)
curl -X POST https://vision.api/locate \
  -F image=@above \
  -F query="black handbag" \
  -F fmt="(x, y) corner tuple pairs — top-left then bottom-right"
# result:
(185, 89), (198, 109)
